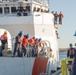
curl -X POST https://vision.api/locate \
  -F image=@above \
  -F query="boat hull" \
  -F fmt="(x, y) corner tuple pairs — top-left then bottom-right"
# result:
(0, 57), (53, 75)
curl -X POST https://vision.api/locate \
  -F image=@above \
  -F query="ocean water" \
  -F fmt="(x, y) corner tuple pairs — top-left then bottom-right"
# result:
(59, 51), (67, 61)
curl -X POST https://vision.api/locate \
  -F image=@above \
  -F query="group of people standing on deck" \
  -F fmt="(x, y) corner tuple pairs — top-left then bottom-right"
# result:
(13, 31), (46, 57)
(67, 43), (76, 75)
(52, 11), (64, 25)
(0, 31), (53, 58)
(0, 31), (45, 57)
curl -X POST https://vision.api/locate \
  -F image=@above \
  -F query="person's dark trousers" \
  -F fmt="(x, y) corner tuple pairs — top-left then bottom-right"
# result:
(1, 44), (5, 51)
(13, 43), (20, 56)
(54, 17), (57, 24)
(0, 44), (5, 56)
(17, 48), (22, 57)
(0, 46), (3, 56)
(22, 46), (27, 57)
(59, 17), (62, 24)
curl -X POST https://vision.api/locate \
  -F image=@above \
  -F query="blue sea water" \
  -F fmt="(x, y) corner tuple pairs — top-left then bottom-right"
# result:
(59, 51), (67, 61)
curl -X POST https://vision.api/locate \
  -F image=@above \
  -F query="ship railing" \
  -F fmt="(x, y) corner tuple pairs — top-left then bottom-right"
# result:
(0, 0), (32, 3)
(61, 58), (73, 75)
(24, 40), (52, 58)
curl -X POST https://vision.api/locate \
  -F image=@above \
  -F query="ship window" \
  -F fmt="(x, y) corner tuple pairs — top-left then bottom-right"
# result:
(26, 6), (30, 12)
(11, 7), (16, 13)
(0, 7), (2, 14)
(41, 9), (43, 12)
(4, 7), (9, 14)
(18, 6), (23, 12)
(37, 8), (40, 12)
(33, 7), (36, 12)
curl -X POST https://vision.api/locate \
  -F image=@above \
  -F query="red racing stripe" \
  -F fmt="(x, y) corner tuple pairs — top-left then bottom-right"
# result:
(32, 57), (48, 75)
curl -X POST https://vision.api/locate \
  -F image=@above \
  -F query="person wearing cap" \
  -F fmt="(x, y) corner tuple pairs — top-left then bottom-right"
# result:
(0, 31), (8, 55)
(32, 38), (39, 57)
(67, 43), (75, 58)
(67, 43), (75, 75)
(22, 34), (29, 57)
(13, 31), (23, 57)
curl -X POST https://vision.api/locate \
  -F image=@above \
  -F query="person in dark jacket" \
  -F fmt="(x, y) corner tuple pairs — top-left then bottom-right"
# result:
(67, 43), (75, 75)
(13, 31), (23, 57)
(67, 43), (75, 58)
(71, 49), (76, 75)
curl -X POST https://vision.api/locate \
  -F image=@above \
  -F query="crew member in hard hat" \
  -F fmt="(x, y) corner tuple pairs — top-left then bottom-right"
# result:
(29, 37), (35, 46)
(67, 43), (75, 75)
(0, 31), (8, 55)
(67, 43), (75, 58)
(13, 31), (23, 57)
(22, 34), (29, 57)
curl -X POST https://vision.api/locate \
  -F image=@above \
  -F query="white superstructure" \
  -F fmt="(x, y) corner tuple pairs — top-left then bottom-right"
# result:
(0, 0), (60, 75)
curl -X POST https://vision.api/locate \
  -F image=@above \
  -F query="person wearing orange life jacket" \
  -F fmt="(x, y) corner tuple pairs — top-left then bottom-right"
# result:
(13, 31), (23, 57)
(38, 38), (41, 46)
(22, 34), (29, 57)
(67, 43), (75, 58)
(0, 31), (8, 53)
(58, 11), (64, 24)
(32, 38), (39, 57)
(29, 37), (35, 46)
(67, 43), (75, 75)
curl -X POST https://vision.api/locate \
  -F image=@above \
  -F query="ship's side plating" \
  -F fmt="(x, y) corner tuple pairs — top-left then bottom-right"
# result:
(0, 0), (59, 74)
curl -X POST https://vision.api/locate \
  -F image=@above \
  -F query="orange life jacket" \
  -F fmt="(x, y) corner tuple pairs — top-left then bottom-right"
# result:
(58, 13), (64, 18)
(29, 38), (35, 45)
(69, 49), (74, 56)
(0, 34), (8, 40)
(22, 37), (28, 46)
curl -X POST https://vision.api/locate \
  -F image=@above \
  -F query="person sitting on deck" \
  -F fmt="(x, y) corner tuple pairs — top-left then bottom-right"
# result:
(23, 8), (28, 16)
(16, 7), (21, 16)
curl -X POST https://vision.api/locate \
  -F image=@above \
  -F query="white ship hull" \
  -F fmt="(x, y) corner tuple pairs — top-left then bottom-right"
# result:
(0, 13), (59, 75)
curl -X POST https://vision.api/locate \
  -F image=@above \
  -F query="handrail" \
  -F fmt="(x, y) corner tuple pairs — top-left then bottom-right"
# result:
(61, 58), (73, 75)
